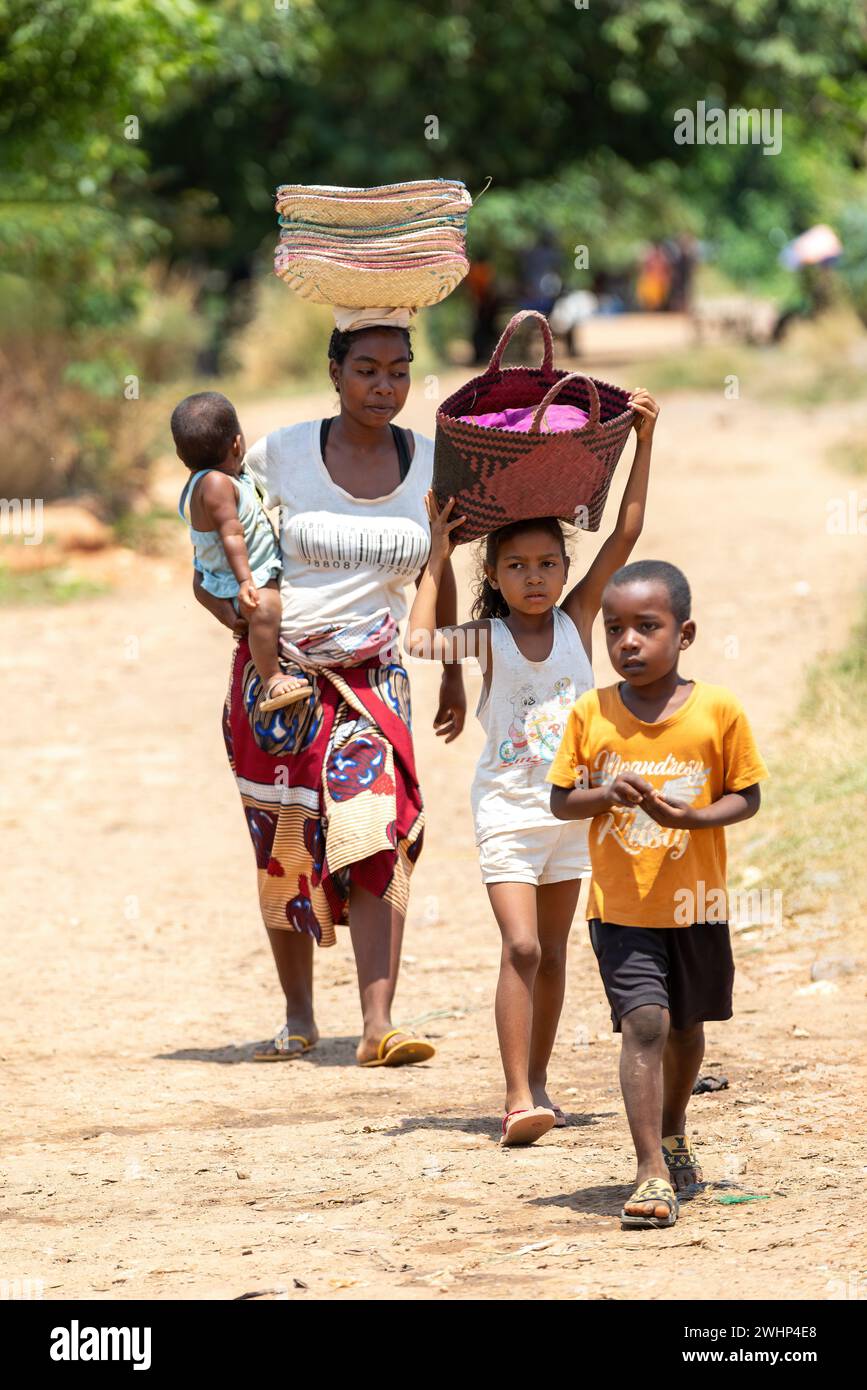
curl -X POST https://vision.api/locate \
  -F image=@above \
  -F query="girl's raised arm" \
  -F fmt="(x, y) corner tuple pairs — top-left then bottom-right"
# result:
(406, 491), (489, 665)
(561, 388), (659, 648)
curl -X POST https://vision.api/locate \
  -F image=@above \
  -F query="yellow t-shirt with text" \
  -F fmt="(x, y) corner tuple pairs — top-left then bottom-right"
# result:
(546, 681), (768, 928)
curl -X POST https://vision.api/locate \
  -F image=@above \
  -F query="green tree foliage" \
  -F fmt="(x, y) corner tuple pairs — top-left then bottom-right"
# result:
(0, 0), (223, 324)
(2, 0), (866, 318)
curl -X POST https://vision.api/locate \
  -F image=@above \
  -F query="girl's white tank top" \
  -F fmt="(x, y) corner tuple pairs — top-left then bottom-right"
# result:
(470, 605), (594, 845)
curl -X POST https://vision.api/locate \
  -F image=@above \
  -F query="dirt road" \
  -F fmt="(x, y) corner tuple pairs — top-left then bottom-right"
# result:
(2, 374), (865, 1300)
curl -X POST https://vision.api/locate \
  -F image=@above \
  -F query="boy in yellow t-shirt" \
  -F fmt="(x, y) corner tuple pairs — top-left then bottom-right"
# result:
(548, 560), (767, 1230)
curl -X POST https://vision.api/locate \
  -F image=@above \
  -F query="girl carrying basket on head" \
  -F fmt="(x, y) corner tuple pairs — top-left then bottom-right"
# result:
(407, 388), (659, 1142)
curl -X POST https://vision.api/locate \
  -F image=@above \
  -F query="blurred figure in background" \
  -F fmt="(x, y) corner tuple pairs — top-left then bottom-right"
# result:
(772, 224), (842, 342)
(549, 288), (598, 358)
(466, 253), (502, 365)
(519, 227), (564, 317)
(636, 242), (672, 312)
(665, 233), (699, 313)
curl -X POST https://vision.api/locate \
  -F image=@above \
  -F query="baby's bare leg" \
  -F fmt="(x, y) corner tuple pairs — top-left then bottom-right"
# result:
(246, 582), (283, 686)
(246, 582), (306, 697)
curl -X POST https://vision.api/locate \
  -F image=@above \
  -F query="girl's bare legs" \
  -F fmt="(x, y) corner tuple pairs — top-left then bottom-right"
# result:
(257, 926), (319, 1056)
(528, 878), (582, 1111)
(488, 882), (540, 1114)
(348, 882), (407, 1064)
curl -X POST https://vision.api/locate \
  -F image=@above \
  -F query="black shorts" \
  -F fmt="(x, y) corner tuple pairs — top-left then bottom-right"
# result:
(588, 919), (734, 1033)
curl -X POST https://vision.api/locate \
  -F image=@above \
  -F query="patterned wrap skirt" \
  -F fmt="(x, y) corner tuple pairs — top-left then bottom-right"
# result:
(223, 614), (424, 948)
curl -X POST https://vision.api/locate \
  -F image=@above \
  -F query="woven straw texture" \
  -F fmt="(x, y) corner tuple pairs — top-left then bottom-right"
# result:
(276, 179), (471, 226)
(433, 311), (635, 543)
(275, 255), (468, 307)
(273, 179), (470, 308)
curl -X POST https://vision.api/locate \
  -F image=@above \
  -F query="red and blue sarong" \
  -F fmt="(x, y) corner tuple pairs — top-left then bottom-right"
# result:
(223, 615), (424, 948)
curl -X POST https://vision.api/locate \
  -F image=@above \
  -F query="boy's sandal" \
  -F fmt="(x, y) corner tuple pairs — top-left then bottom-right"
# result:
(551, 1105), (567, 1128)
(252, 1026), (315, 1062)
(662, 1133), (702, 1182)
(260, 676), (314, 712)
(620, 1178), (679, 1229)
(500, 1106), (556, 1147)
(359, 1028), (436, 1068)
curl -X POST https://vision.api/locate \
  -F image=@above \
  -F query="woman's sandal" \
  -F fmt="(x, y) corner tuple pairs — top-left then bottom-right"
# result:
(500, 1106), (556, 1147)
(620, 1177), (679, 1229)
(252, 1026), (315, 1062)
(662, 1133), (703, 1184)
(359, 1028), (436, 1068)
(260, 675), (314, 712)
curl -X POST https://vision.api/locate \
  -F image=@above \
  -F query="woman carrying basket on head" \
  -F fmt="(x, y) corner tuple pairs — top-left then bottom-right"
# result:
(194, 308), (466, 1066)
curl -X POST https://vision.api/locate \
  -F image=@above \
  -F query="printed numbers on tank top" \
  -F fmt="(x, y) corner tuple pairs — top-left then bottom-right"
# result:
(292, 518), (428, 576)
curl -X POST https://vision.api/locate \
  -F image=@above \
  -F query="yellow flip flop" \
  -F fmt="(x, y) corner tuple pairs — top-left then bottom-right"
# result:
(252, 1026), (315, 1062)
(620, 1178), (679, 1229)
(662, 1133), (702, 1183)
(360, 1028), (436, 1068)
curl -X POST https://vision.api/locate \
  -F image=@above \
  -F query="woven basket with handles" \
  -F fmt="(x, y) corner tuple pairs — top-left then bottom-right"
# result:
(433, 310), (635, 543)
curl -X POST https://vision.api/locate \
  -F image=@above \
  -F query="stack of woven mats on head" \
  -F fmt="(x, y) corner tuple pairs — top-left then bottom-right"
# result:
(274, 179), (471, 307)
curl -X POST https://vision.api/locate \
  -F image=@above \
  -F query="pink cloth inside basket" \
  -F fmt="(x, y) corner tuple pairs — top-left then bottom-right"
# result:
(458, 403), (589, 433)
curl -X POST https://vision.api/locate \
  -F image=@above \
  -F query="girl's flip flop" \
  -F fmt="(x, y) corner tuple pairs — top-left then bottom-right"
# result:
(252, 1026), (315, 1062)
(360, 1028), (436, 1068)
(500, 1106), (556, 1147)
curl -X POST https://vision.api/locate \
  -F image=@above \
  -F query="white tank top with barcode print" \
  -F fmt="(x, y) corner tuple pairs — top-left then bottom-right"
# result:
(243, 419), (433, 643)
(470, 605), (594, 846)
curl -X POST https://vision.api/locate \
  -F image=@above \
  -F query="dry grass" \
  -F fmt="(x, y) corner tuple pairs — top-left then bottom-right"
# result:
(740, 601), (867, 923)
(0, 270), (206, 516)
(632, 309), (867, 406)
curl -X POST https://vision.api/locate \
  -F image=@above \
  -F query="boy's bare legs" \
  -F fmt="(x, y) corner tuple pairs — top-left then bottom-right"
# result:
(247, 582), (306, 698)
(257, 926), (319, 1056)
(662, 1021), (705, 1188)
(349, 883), (408, 1065)
(619, 1004), (675, 1219)
(488, 882), (541, 1115)
(528, 878), (582, 1112)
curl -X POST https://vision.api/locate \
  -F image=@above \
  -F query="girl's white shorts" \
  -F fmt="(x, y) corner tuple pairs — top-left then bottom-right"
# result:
(478, 821), (591, 886)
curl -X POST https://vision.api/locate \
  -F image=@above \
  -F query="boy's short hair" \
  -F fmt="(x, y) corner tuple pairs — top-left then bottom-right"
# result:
(171, 392), (240, 470)
(604, 560), (692, 623)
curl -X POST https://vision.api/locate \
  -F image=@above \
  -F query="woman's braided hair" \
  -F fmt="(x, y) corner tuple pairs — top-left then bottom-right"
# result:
(327, 325), (414, 365)
(471, 517), (571, 619)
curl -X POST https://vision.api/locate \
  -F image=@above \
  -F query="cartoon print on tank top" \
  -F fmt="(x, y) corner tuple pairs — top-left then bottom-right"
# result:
(498, 679), (572, 767)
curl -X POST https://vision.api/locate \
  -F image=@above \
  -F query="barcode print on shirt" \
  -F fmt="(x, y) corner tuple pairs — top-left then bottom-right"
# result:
(290, 516), (429, 576)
